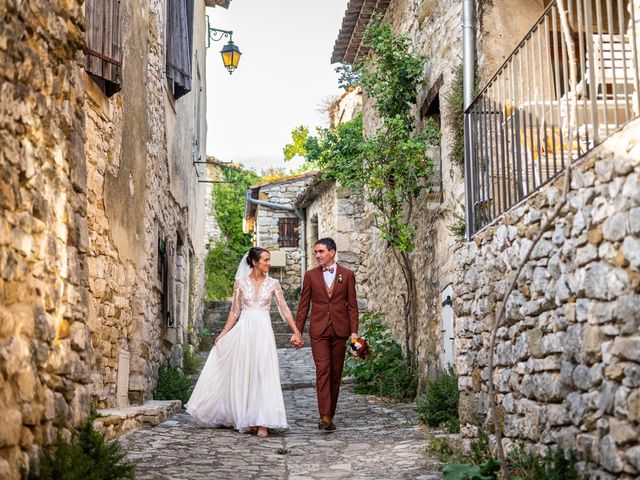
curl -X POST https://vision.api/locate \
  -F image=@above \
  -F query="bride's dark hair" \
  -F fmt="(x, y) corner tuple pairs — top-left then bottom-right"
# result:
(246, 247), (269, 267)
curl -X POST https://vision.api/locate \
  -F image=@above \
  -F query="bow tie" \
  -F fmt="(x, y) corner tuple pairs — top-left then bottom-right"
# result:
(322, 266), (335, 273)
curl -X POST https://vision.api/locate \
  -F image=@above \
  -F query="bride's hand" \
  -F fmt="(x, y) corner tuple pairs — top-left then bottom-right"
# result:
(290, 332), (303, 348)
(215, 329), (228, 346)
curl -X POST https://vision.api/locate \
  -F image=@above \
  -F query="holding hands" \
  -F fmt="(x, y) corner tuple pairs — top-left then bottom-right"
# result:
(290, 331), (304, 348)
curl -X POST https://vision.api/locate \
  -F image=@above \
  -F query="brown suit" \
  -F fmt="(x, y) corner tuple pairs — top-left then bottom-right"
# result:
(296, 264), (358, 418)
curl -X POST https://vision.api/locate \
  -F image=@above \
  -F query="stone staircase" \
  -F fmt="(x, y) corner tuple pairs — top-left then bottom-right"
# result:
(204, 300), (309, 348)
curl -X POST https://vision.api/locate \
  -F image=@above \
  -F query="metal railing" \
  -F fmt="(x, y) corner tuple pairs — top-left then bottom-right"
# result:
(464, 0), (640, 235)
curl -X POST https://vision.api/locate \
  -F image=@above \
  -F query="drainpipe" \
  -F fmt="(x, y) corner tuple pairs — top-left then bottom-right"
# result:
(245, 191), (307, 283)
(463, 0), (476, 239)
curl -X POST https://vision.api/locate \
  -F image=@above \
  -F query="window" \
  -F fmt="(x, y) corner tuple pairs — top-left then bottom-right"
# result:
(166, 0), (194, 99)
(420, 75), (443, 203)
(278, 217), (299, 248)
(85, 0), (122, 97)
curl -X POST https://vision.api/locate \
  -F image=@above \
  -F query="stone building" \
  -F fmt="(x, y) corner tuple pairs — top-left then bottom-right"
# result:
(244, 173), (318, 293)
(451, 0), (640, 476)
(332, 0), (640, 475)
(0, 0), (227, 476)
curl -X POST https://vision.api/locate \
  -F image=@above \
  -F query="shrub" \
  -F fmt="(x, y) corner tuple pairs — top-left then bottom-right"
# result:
(182, 347), (202, 376)
(198, 326), (213, 352)
(30, 412), (135, 480)
(417, 365), (459, 433)
(343, 313), (417, 401)
(154, 366), (193, 405)
(507, 445), (589, 480)
(440, 430), (589, 480)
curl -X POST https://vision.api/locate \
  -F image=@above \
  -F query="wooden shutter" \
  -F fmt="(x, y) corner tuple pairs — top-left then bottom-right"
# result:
(85, 0), (122, 97)
(278, 218), (299, 248)
(166, 0), (193, 99)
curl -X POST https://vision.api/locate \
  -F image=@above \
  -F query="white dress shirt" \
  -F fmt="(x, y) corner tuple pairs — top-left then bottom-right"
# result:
(322, 262), (337, 287)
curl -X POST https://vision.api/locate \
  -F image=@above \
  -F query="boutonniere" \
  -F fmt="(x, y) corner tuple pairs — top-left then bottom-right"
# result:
(337, 274), (343, 283)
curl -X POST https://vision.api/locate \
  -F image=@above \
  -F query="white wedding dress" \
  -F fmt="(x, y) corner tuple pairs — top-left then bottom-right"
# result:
(186, 276), (291, 432)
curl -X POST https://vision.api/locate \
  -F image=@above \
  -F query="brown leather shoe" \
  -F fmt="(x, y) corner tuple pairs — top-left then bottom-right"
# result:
(318, 415), (335, 432)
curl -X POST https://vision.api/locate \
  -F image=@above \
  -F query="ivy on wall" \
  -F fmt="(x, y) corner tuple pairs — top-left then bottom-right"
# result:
(205, 166), (258, 300)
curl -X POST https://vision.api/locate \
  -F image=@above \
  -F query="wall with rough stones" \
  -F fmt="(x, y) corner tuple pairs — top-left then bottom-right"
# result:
(0, 1), (91, 478)
(359, 0), (467, 383)
(254, 175), (316, 293)
(453, 119), (640, 478)
(84, 0), (211, 408)
(303, 182), (371, 311)
(356, 0), (561, 385)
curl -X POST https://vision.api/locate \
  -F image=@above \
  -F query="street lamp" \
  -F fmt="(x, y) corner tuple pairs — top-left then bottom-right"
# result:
(206, 16), (241, 74)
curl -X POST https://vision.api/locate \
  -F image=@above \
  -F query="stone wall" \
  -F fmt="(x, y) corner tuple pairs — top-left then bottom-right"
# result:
(0, 1), (91, 477)
(360, 0), (466, 382)
(355, 0), (557, 385)
(453, 119), (640, 478)
(84, 0), (210, 407)
(254, 175), (316, 293)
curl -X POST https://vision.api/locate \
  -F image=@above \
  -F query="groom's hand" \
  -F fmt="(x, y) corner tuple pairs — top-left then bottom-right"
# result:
(290, 333), (303, 348)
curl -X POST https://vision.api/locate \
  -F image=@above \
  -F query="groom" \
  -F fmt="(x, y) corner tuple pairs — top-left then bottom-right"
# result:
(292, 237), (359, 431)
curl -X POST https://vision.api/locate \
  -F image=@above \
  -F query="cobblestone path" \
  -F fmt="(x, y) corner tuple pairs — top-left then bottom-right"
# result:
(119, 348), (442, 479)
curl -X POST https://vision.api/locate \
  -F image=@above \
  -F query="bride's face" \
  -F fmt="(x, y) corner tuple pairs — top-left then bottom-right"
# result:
(253, 252), (271, 274)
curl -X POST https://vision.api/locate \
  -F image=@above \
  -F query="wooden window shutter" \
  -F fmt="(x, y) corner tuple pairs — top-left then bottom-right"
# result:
(278, 217), (299, 248)
(166, 0), (193, 99)
(85, 0), (122, 97)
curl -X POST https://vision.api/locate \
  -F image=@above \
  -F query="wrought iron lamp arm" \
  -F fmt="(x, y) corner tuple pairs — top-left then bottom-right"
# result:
(206, 15), (233, 49)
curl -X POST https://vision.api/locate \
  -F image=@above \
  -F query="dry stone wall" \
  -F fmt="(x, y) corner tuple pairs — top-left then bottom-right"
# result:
(0, 2), (91, 477)
(84, 0), (209, 407)
(453, 120), (640, 478)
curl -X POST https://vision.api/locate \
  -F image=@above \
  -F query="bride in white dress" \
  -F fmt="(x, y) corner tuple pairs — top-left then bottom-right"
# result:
(186, 247), (304, 438)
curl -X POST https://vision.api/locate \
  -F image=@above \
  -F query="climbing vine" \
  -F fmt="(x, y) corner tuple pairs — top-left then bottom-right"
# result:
(284, 17), (439, 368)
(205, 166), (258, 300)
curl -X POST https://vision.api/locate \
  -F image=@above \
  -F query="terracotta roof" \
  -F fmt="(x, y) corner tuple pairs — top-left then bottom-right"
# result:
(250, 171), (319, 189)
(330, 0), (391, 64)
(205, 0), (231, 8)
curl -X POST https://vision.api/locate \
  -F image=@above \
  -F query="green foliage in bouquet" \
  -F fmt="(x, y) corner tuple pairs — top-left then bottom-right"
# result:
(29, 410), (135, 480)
(153, 365), (193, 405)
(343, 312), (417, 401)
(417, 365), (460, 433)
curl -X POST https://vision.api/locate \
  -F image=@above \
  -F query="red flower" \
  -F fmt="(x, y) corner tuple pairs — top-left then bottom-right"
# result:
(350, 337), (370, 360)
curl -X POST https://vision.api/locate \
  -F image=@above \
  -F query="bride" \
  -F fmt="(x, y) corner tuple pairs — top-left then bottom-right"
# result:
(186, 247), (304, 438)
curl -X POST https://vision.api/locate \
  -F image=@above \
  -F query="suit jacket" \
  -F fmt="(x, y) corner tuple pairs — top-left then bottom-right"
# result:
(295, 264), (359, 338)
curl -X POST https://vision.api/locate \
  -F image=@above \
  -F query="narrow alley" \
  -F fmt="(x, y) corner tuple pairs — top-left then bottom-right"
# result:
(119, 347), (443, 480)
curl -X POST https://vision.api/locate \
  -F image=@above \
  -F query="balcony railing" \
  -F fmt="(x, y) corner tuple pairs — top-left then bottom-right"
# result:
(464, 0), (640, 235)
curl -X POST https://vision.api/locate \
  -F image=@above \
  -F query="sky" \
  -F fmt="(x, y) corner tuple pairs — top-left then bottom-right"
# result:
(205, 0), (348, 174)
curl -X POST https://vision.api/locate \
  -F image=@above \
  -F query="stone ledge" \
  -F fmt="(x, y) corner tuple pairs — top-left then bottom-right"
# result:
(94, 400), (182, 440)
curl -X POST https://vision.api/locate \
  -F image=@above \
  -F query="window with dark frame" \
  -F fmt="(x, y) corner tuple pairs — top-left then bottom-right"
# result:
(278, 217), (299, 248)
(85, 0), (122, 97)
(420, 76), (443, 203)
(166, 0), (194, 99)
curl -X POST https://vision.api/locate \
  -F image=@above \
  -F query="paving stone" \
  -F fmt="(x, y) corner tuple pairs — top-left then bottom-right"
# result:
(120, 347), (442, 479)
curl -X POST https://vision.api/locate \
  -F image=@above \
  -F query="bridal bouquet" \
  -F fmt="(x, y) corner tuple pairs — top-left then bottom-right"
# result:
(349, 337), (370, 360)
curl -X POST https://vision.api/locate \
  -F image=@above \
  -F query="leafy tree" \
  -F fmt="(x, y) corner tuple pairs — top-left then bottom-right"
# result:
(205, 166), (258, 300)
(283, 17), (439, 367)
(335, 63), (361, 90)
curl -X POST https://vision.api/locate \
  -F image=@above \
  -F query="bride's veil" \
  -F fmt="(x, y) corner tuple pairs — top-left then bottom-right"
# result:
(235, 252), (251, 279)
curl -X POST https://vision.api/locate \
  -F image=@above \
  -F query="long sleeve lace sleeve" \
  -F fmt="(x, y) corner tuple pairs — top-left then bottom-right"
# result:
(226, 279), (242, 324)
(273, 280), (294, 324)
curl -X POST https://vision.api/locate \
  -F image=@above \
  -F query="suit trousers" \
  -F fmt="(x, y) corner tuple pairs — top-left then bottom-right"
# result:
(310, 324), (347, 418)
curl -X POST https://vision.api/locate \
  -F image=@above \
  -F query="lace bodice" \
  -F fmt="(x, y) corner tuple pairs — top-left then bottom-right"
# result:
(228, 276), (293, 323)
